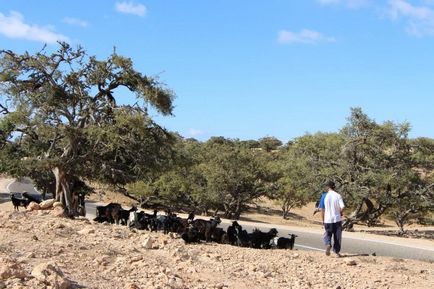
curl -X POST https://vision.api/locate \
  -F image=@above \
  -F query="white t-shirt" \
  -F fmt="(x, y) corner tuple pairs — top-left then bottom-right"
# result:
(323, 190), (345, 223)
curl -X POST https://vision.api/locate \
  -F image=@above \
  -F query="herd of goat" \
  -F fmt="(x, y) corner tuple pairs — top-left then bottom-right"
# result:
(93, 202), (298, 250)
(10, 194), (298, 250)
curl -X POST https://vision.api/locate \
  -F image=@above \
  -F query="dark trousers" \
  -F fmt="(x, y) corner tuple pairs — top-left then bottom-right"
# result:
(323, 221), (342, 253)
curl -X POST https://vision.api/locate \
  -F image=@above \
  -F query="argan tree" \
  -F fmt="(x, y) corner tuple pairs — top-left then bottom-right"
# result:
(0, 43), (175, 217)
(201, 139), (272, 219)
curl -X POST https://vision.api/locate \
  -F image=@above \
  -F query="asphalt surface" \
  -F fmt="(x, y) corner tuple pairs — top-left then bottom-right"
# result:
(4, 179), (434, 262)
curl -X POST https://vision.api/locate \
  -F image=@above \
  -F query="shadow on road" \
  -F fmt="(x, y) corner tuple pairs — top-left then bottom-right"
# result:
(238, 216), (270, 224)
(339, 253), (374, 258)
(0, 192), (11, 204)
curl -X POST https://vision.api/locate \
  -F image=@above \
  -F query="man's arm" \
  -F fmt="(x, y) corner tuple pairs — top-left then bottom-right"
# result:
(321, 209), (325, 224)
(339, 196), (345, 217)
(319, 193), (326, 224)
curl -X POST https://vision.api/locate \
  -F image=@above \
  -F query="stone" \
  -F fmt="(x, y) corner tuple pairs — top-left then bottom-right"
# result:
(125, 283), (141, 289)
(168, 277), (184, 289)
(215, 283), (227, 289)
(77, 227), (95, 235)
(27, 202), (40, 211)
(345, 259), (357, 266)
(0, 257), (28, 280)
(26, 252), (35, 258)
(50, 206), (65, 217)
(31, 262), (71, 289)
(37, 210), (49, 216)
(39, 199), (56, 210)
(53, 202), (63, 208)
(142, 237), (154, 249)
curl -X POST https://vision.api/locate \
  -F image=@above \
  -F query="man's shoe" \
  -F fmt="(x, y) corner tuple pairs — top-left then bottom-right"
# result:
(333, 252), (341, 258)
(325, 245), (331, 256)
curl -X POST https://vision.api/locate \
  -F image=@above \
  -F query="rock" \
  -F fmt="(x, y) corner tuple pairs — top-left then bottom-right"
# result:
(0, 257), (28, 280)
(31, 262), (71, 289)
(345, 259), (357, 266)
(26, 252), (35, 258)
(27, 202), (40, 211)
(50, 206), (65, 217)
(39, 199), (56, 210)
(168, 277), (183, 289)
(142, 237), (154, 249)
(215, 283), (227, 289)
(37, 210), (49, 216)
(125, 283), (141, 289)
(129, 256), (143, 264)
(53, 202), (63, 208)
(77, 227), (95, 235)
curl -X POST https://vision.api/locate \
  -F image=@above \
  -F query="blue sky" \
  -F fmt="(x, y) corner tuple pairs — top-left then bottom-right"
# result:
(0, 0), (433, 141)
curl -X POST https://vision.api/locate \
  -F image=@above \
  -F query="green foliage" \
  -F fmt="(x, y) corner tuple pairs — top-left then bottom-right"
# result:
(201, 139), (272, 218)
(0, 43), (175, 215)
(259, 136), (283, 152)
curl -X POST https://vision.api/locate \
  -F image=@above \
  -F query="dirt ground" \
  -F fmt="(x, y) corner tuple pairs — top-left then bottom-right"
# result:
(0, 207), (433, 289)
(1, 177), (434, 289)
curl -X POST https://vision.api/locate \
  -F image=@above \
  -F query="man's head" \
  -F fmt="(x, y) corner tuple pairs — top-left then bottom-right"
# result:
(324, 180), (336, 191)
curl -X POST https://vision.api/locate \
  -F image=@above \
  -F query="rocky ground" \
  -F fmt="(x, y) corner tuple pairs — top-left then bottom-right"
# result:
(0, 207), (433, 289)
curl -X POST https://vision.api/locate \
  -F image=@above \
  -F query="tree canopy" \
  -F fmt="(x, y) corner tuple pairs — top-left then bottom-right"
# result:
(0, 43), (175, 216)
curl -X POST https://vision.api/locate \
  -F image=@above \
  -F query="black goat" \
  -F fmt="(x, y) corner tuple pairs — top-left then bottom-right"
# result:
(177, 211), (195, 234)
(249, 228), (279, 249)
(94, 203), (122, 224)
(118, 206), (137, 225)
(130, 210), (158, 231)
(181, 225), (200, 243)
(270, 234), (297, 250)
(157, 212), (181, 234)
(227, 221), (242, 245)
(22, 192), (42, 204)
(10, 194), (29, 211)
(210, 227), (227, 244)
(237, 229), (251, 247)
(192, 216), (222, 242)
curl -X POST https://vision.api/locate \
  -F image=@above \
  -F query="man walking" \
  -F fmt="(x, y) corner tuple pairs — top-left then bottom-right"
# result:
(319, 180), (345, 257)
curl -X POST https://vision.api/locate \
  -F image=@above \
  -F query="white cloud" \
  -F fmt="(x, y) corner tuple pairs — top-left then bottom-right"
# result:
(0, 11), (68, 43)
(389, 0), (432, 19)
(317, 0), (370, 9)
(278, 29), (335, 44)
(388, 0), (434, 36)
(115, 1), (146, 17)
(188, 128), (204, 137)
(63, 17), (88, 27)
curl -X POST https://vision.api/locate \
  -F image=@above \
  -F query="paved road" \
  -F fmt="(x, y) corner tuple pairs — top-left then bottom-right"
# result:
(5, 179), (434, 262)
(7, 177), (40, 194)
(234, 222), (434, 262)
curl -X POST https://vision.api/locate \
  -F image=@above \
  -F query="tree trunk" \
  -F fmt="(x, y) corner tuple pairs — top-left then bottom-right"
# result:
(395, 209), (413, 234)
(52, 167), (75, 217)
(234, 199), (241, 220)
